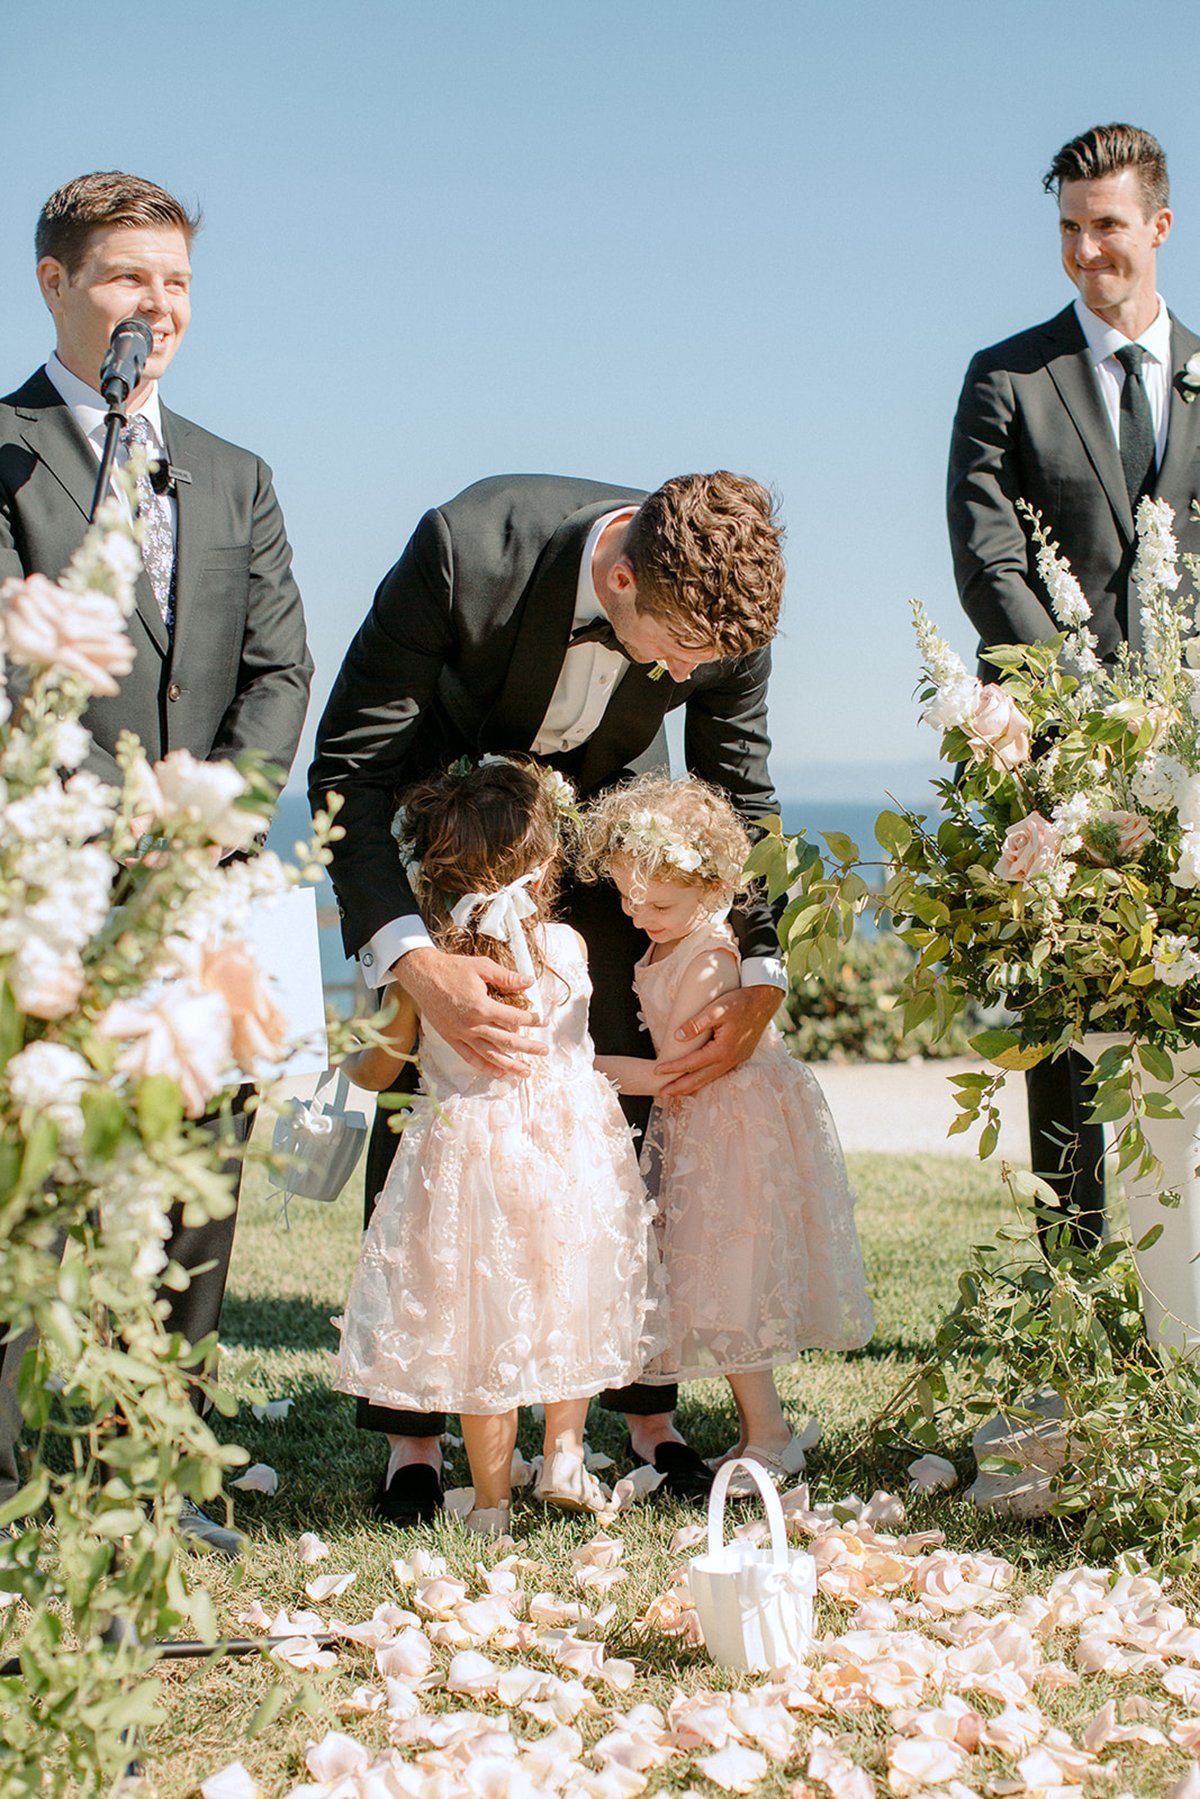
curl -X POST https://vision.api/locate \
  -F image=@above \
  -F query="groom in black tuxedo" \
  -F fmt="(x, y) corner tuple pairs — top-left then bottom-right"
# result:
(0, 171), (313, 1554)
(948, 123), (1200, 1247)
(311, 470), (788, 1522)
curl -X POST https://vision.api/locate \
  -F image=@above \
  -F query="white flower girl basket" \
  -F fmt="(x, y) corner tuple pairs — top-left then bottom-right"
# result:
(687, 1457), (817, 1672)
(272, 1068), (369, 1216)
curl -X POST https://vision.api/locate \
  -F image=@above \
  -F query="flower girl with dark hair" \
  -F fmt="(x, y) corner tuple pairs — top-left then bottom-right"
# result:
(334, 759), (662, 1535)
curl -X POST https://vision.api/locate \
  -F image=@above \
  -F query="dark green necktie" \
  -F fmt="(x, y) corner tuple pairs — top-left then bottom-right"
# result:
(1113, 342), (1156, 513)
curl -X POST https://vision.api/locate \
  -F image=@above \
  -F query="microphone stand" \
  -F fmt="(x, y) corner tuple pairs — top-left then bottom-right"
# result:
(89, 395), (129, 524)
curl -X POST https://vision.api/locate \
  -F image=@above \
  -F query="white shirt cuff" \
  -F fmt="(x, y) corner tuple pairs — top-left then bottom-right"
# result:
(741, 954), (787, 992)
(359, 914), (433, 988)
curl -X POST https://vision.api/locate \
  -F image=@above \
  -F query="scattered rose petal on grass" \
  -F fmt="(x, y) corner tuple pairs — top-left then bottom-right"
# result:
(305, 1571), (356, 1603)
(413, 1575), (470, 1617)
(669, 1523), (706, 1554)
(694, 1744), (769, 1792)
(342, 1685), (385, 1714)
(392, 1549), (447, 1584)
(1170, 1766), (1200, 1799)
(375, 1627), (433, 1680)
(271, 1635), (337, 1671)
(199, 1762), (261, 1799)
(236, 1601), (272, 1632)
(1083, 1697), (1169, 1750)
(907, 1454), (958, 1493)
(330, 1617), (395, 1647)
(887, 1733), (967, 1793)
(304, 1730), (370, 1780)
(231, 1462), (278, 1494)
(446, 1650), (500, 1695)
(250, 1398), (293, 1421)
(269, 1607), (324, 1636)
(443, 1486), (475, 1518)
(575, 1565), (627, 1594)
(585, 1449), (615, 1472)
(807, 1728), (876, 1799)
(604, 1464), (666, 1512)
(295, 1531), (329, 1564)
(573, 1532), (624, 1569)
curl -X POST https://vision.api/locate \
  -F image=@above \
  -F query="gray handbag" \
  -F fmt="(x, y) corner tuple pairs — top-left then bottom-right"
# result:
(272, 1068), (369, 1218)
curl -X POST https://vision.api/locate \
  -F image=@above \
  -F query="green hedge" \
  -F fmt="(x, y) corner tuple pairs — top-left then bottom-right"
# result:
(780, 930), (987, 1063)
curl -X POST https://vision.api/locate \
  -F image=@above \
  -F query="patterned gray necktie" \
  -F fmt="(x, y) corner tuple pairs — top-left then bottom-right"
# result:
(120, 412), (175, 633)
(1113, 342), (1157, 514)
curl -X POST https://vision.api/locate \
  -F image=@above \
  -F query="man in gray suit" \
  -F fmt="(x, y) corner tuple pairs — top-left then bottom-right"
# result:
(948, 123), (1200, 1247)
(0, 171), (313, 1553)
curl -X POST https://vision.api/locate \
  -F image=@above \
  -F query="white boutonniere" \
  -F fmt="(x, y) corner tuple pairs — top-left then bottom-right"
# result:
(1180, 353), (1200, 402)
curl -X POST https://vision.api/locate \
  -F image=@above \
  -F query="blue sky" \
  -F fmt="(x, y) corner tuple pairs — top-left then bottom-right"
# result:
(6, 1), (1200, 803)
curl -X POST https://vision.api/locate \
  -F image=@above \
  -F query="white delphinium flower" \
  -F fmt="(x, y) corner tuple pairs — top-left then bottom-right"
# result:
(7, 1041), (92, 1146)
(1033, 537), (1092, 628)
(0, 772), (117, 848)
(14, 842), (116, 954)
(1051, 792), (1092, 857)
(911, 602), (982, 731)
(51, 719), (92, 772)
(1174, 828), (1200, 889)
(98, 1151), (176, 1282)
(1134, 496), (1182, 596)
(9, 936), (86, 1020)
(1153, 933), (1200, 988)
(1133, 752), (1188, 814)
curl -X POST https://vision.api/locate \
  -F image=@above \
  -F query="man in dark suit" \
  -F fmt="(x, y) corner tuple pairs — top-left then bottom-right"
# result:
(0, 171), (313, 1554)
(948, 123), (1200, 1248)
(310, 469), (788, 1523)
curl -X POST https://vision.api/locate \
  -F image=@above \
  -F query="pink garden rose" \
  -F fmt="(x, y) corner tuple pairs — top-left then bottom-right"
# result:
(99, 983), (233, 1118)
(1100, 809), (1153, 858)
(0, 574), (135, 696)
(967, 684), (1031, 772)
(200, 939), (288, 1073)
(994, 812), (1062, 883)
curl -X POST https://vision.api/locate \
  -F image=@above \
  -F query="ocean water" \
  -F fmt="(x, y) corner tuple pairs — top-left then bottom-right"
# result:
(267, 790), (932, 1012)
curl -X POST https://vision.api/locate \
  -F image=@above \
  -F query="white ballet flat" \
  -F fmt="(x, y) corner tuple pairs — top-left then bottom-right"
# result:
(534, 1438), (610, 1514)
(463, 1503), (511, 1538)
(713, 1417), (821, 1489)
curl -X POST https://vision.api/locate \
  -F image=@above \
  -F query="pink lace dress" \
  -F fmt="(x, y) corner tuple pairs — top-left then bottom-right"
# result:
(335, 923), (663, 1415)
(635, 918), (874, 1382)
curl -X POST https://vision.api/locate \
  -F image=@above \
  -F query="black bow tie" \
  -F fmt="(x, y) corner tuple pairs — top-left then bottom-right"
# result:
(568, 615), (630, 658)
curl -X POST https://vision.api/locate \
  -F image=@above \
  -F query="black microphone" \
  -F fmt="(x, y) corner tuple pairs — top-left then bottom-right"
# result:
(98, 318), (154, 407)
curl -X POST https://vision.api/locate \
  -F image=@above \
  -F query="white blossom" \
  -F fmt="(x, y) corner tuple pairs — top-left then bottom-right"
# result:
(1175, 829), (1200, 890)
(1132, 752), (1188, 814)
(152, 750), (263, 850)
(1153, 934), (1200, 988)
(98, 1151), (175, 1281)
(1051, 792), (1092, 855)
(1033, 537), (1093, 627)
(7, 1041), (92, 1145)
(923, 674), (982, 733)
(9, 936), (85, 1020)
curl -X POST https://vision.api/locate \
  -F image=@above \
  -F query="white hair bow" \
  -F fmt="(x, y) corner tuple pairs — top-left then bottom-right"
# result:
(449, 866), (543, 983)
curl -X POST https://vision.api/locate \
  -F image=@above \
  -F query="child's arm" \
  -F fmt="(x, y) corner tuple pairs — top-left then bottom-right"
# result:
(341, 984), (420, 1090)
(595, 946), (740, 1096)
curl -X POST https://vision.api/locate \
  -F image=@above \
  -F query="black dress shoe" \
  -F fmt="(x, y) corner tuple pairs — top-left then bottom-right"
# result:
(625, 1436), (714, 1505)
(372, 1462), (444, 1527)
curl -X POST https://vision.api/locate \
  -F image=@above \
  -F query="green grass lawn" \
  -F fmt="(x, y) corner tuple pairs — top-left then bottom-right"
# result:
(131, 1146), (1196, 1797)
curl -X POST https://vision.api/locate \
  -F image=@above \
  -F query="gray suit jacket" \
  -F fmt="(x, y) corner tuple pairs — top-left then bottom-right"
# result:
(309, 474), (779, 960)
(947, 304), (1200, 667)
(0, 368), (313, 786)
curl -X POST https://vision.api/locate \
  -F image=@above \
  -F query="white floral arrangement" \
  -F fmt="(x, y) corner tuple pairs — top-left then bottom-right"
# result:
(0, 471), (337, 1785)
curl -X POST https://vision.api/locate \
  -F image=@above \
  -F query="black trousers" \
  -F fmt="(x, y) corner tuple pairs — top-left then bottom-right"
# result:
(354, 874), (680, 1437)
(0, 1097), (252, 1507)
(1026, 1050), (1105, 1252)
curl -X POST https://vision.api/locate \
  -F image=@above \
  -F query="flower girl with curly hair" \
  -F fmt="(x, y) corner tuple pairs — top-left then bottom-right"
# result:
(577, 773), (874, 1479)
(335, 760), (662, 1535)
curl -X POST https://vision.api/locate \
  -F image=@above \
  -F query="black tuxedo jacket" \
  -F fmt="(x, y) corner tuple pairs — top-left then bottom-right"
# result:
(309, 474), (779, 961)
(0, 368), (313, 786)
(948, 304), (1200, 666)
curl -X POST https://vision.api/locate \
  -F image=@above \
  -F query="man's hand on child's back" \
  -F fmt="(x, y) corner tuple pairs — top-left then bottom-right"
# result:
(395, 945), (546, 1076)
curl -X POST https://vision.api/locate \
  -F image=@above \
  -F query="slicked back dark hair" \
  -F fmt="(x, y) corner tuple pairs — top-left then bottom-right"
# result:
(1043, 124), (1169, 216)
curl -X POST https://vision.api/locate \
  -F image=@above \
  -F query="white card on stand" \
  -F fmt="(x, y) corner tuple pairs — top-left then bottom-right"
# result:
(245, 885), (329, 1078)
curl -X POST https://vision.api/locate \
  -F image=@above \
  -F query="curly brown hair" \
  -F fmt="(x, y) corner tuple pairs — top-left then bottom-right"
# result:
(574, 773), (753, 905)
(625, 472), (785, 658)
(36, 172), (202, 273)
(397, 760), (561, 1004)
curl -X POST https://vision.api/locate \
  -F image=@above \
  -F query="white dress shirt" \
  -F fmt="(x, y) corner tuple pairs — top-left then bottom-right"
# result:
(359, 508), (785, 995)
(1073, 296), (1173, 467)
(43, 354), (179, 555)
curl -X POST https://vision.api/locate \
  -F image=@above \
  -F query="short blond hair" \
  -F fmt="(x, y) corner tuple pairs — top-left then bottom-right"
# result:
(575, 772), (753, 901)
(626, 472), (784, 658)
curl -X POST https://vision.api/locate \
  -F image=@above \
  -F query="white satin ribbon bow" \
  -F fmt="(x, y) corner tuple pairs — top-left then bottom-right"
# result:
(449, 867), (543, 983)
